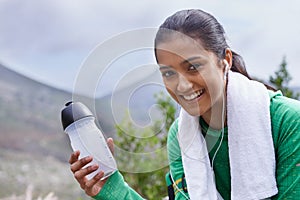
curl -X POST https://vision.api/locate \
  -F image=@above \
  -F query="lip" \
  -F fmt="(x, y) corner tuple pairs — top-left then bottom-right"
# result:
(179, 89), (205, 103)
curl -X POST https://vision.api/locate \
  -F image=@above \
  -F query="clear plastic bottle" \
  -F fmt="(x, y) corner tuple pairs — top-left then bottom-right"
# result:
(61, 101), (117, 180)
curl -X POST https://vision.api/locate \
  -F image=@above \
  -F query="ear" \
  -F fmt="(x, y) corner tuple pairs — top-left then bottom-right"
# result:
(224, 48), (233, 69)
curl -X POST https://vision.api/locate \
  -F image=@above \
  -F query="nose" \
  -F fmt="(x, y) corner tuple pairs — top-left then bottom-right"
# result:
(177, 74), (193, 93)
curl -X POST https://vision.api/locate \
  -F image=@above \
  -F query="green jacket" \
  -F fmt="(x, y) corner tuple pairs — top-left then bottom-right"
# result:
(93, 91), (300, 200)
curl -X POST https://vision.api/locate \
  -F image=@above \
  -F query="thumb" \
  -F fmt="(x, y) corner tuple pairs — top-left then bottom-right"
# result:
(107, 137), (114, 155)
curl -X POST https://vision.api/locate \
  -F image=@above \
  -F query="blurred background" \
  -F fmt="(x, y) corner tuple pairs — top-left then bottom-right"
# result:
(0, 0), (299, 199)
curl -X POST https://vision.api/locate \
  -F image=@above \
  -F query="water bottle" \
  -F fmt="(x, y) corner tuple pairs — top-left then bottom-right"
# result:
(61, 101), (117, 180)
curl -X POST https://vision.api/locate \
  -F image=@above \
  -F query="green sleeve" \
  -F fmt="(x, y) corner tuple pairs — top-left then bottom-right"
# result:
(166, 119), (190, 200)
(269, 92), (300, 199)
(93, 171), (145, 200)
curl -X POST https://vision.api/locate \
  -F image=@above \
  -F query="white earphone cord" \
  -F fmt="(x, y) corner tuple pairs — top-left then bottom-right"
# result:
(170, 68), (227, 199)
(169, 170), (190, 199)
(170, 94), (225, 200)
(211, 85), (226, 167)
(212, 60), (227, 167)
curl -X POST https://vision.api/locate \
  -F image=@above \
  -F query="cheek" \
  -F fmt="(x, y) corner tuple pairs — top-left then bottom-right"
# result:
(166, 86), (179, 103)
(163, 77), (176, 93)
(205, 77), (224, 103)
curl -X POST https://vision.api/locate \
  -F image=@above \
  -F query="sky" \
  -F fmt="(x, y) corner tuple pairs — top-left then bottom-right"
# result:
(0, 0), (300, 97)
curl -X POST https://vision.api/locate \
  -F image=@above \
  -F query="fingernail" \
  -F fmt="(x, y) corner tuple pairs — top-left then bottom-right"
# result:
(95, 173), (101, 179)
(92, 164), (98, 169)
(85, 156), (92, 161)
(96, 171), (104, 179)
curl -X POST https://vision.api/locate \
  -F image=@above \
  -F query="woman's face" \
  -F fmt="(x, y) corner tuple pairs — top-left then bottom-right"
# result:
(156, 37), (226, 117)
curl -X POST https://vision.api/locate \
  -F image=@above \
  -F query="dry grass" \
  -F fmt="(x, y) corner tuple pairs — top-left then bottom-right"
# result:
(0, 185), (58, 200)
(0, 148), (85, 200)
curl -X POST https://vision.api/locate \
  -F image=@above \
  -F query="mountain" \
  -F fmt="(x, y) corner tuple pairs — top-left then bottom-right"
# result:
(0, 63), (165, 158)
(0, 64), (82, 198)
(0, 63), (165, 199)
(93, 77), (168, 135)
(0, 64), (74, 161)
(291, 86), (300, 94)
(0, 64), (120, 198)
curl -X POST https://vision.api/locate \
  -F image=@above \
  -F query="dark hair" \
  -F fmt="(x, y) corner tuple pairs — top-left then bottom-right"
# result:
(154, 9), (250, 79)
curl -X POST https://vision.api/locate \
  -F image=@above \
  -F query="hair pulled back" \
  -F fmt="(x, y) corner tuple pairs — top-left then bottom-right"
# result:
(154, 9), (250, 79)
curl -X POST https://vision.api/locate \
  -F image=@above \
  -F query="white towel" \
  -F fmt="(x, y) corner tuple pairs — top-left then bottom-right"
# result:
(177, 71), (278, 200)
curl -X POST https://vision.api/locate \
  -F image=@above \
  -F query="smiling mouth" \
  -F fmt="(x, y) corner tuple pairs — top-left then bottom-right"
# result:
(182, 89), (205, 101)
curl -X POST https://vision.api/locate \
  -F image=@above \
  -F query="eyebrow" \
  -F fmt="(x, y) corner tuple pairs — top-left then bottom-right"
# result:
(181, 56), (203, 65)
(159, 65), (171, 70)
(159, 56), (203, 70)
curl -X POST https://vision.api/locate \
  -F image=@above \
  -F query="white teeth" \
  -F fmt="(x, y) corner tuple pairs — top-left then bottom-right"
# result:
(183, 89), (204, 100)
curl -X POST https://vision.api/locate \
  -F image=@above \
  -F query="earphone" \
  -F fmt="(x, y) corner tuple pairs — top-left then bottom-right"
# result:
(223, 59), (229, 80)
(169, 60), (228, 199)
(170, 95), (226, 199)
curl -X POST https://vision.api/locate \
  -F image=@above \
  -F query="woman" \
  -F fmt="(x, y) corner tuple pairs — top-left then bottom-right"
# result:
(69, 9), (300, 199)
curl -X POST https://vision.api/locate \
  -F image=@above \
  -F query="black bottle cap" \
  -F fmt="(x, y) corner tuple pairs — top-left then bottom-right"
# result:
(61, 101), (93, 130)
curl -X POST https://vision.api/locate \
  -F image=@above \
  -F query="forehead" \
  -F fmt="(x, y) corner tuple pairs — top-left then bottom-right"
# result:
(156, 36), (211, 65)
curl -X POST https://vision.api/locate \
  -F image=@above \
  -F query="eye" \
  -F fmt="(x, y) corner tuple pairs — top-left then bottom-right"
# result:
(188, 63), (201, 71)
(161, 70), (176, 78)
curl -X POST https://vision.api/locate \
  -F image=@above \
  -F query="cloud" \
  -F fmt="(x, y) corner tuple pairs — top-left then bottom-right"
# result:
(0, 0), (299, 91)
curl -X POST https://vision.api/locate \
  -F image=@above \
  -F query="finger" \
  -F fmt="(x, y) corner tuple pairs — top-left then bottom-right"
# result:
(85, 171), (105, 196)
(70, 156), (93, 173)
(69, 150), (80, 164)
(107, 138), (114, 155)
(74, 164), (99, 183)
(85, 171), (104, 189)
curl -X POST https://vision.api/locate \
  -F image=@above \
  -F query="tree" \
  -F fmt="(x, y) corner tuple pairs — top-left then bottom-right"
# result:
(114, 92), (176, 199)
(269, 56), (300, 100)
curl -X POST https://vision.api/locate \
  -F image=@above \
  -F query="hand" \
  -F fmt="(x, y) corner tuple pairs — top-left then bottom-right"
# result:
(69, 138), (114, 197)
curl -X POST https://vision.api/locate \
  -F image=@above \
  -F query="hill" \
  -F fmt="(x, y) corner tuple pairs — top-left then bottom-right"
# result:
(0, 64), (73, 161)
(291, 86), (300, 94)
(0, 64), (86, 199)
(0, 63), (164, 199)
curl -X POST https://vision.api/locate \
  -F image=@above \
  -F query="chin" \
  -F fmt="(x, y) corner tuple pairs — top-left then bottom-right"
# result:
(183, 107), (202, 117)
